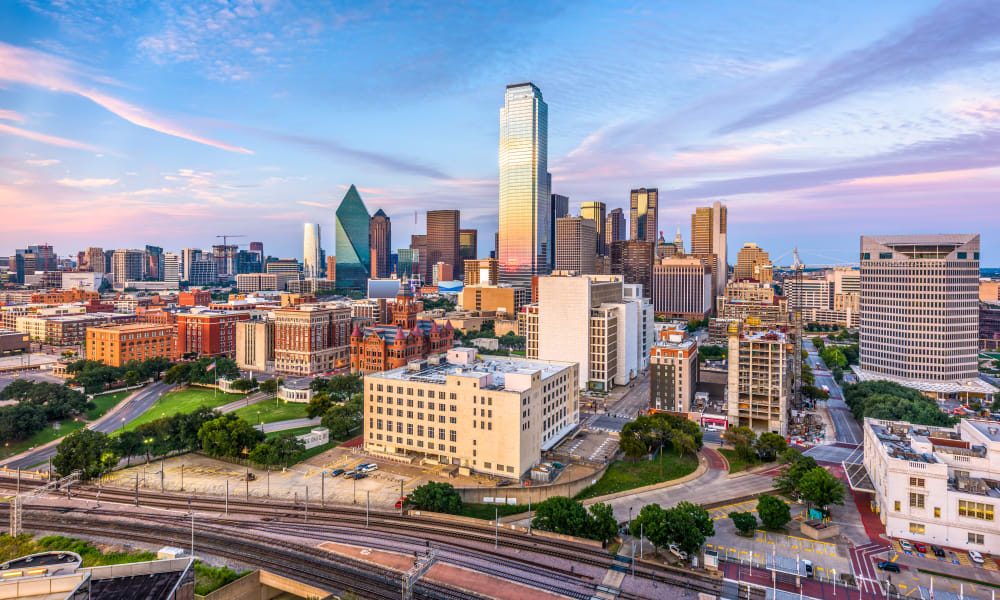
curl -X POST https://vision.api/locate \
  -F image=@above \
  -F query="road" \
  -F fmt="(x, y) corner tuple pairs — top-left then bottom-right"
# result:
(1, 381), (174, 470)
(259, 417), (321, 433)
(806, 338), (862, 445)
(216, 391), (269, 414)
(0, 369), (65, 393)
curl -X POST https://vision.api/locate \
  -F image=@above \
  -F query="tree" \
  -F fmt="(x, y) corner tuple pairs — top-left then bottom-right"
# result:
(630, 503), (669, 551)
(619, 434), (647, 460)
(671, 432), (697, 457)
(259, 379), (278, 397)
(831, 365), (844, 383)
(757, 494), (791, 529)
(664, 501), (714, 555)
(754, 432), (787, 462)
(197, 414), (265, 458)
(773, 452), (819, 497)
(53, 429), (116, 479)
(798, 467), (845, 514)
(163, 364), (190, 385)
(724, 426), (757, 464)
(532, 497), (593, 538)
(802, 385), (830, 401)
(843, 381), (956, 427)
(589, 503), (618, 545)
(320, 393), (362, 440)
(306, 393), (335, 419)
(406, 481), (463, 514)
(124, 370), (142, 386)
(230, 378), (256, 395)
(729, 511), (757, 536)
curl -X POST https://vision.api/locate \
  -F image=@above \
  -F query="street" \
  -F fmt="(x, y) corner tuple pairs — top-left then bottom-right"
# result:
(805, 338), (862, 445)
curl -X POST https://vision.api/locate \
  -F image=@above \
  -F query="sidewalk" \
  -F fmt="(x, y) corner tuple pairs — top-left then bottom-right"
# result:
(217, 392), (268, 414)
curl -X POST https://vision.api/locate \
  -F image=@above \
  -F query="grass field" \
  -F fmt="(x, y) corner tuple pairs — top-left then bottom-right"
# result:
(86, 390), (132, 420)
(119, 388), (244, 433)
(719, 448), (760, 473)
(2, 419), (87, 458)
(231, 400), (308, 426)
(456, 502), (527, 520)
(574, 449), (699, 501)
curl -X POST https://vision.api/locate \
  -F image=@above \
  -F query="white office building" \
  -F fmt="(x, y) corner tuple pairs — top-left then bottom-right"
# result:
(303, 223), (322, 279)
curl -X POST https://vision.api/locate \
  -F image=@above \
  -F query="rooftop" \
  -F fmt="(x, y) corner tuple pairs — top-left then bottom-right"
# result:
(852, 366), (998, 394)
(371, 349), (571, 389)
(89, 322), (170, 332)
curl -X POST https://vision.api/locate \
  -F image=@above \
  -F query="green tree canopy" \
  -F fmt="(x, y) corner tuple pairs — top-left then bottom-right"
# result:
(724, 426), (757, 463)
(630, 503), (670, 551)
(588, 502), (618, 544)
(197, 414), (265, 458)
(757, 494), (792, 529)
(407, 482), (463, 514)
(532, 497), (594, 539)
(320, 393), (363, 440)
(754, 432), (788, 462)
(664, 501), (714, 555)
(729, 511), (757, 535)
(798, 467), (845, 514)
(843, 381), (956, 427)
(53, 429), (116, 479)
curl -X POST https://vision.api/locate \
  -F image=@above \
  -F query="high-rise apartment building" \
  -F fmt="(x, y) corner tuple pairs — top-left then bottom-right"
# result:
(555, 216), (597, 274)
(606, 208), (625, 248)
(550, 193), (569, 265)
(610, 240), (655, 297)
(84, 247), (106, 273)
(369, 209), (392, 279)
(690, 201), (728, 298)
(581, 201), (607, 256)
(734, 243), (772, 282)
(163, 253), (180, 284)
(728, 329), (792, 435)
(362, 348), (579, 478)
(463, 259), (499, 286)
(427, 210), (461, 280)
(783, 277), (831, 310)
(111, 249), (144, 283)
(459, 229), (478, 264)
(335, 185), (372, 291)
(303, 223), (322, 279)
(145, 245), (164, 281)
(857, 234), (995, 400)
(981, 302), (1000, 350)
(651, 256), (713, 320)
(498, 83), (549, 289)
(649, 328), (699, 412)
(189, 259), (218, 286)
(629, 188), (658, 242)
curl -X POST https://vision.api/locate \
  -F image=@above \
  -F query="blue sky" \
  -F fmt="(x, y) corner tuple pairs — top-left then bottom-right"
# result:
(1, 0), (999, 265)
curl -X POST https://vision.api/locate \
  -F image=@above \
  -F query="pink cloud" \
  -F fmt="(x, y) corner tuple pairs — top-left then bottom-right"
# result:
(0, 42), (252, 155)
(0, 122), (102, 151)
(0, 109), (25, 122)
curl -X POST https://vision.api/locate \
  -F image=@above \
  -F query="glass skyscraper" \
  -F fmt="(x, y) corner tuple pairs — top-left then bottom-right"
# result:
(335, 185), (371, 290)
(498, 82), (549, 289)
(303, 223), (322, 278)
(630, 188), (658, 242)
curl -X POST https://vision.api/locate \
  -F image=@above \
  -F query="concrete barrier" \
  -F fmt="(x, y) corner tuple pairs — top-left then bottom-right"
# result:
(455, 460), (612, 505)
(410, 510), (605, 549)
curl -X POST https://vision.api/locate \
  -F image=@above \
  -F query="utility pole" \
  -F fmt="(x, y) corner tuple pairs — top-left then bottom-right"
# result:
(160, 459), (164, 493)
(225, 480), (229, 515)
(366, 491), (370, 527)
(400, 480), (404, 515)
(134, 473), (139, 506)
(305, 487), (309, 522)
(321, 472), (325, 507)
(494, 506), (498, 549)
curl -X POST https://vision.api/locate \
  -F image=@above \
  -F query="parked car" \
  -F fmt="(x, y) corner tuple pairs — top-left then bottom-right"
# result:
(395, 496), (407, 509)
(354, 472), (368, 480)
(899, 540), (913, 552)
(362, 464), (379, 473)
(331, 469), (344, 476)
(969, 550), (985, 564)
(877, 562), (901, 573)
(913, 541), (927, 553)
(496, 480), (512, 487)
(668, 544), (688, 560)
(343, 470), (356, 478)
(931, 545), (945, 558)
(803, 560), (813, 578)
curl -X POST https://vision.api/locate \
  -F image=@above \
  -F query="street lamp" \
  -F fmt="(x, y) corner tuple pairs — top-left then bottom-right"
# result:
(144, 438), (154, 464)
(120, 417), (125, 433)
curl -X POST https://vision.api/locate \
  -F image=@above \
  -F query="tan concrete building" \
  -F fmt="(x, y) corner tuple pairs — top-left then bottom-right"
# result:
(651, 256), (713, 320)
(727, 329), (792, 435)
(235, 319), (275, 373)
(459, 284), (528, 316)
(363, 347), (579, 478)
(86, 323), (174, 367)
(649, 328), (698, 412)
(463, 259), (499, 286)
(723, 281), (775, 303)
(734, 242), (772, 282)
(981, 280), (1000, 302)
(717, 296), (790, 327)
(273, 305), (351, 375)
(690, 201), (727, 298)
(236, 273), (287, 292)
(555, 216), (597, 274)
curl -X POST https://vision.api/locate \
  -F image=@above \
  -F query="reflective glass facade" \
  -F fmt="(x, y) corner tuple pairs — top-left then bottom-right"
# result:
(499, 83), (549, 289)
(303, 223), (322, 278)
(630, 188), (658, 242)
(335, 185), (371, 290)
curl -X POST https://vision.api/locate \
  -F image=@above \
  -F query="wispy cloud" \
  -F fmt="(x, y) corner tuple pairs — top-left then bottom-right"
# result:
(0, 41), (252, 154)
(25, 158), (60, 167)
(297, 200), (333, 208)
(717, 0), (1000, 133)
(0, 122), (102, 151)
(0, 109), (25, 122)
(57, 178), (119, 188)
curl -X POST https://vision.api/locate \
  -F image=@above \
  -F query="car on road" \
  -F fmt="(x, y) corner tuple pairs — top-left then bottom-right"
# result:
(931, 545), (945, 558)
(969, 550), (985, 564)
(877, 562), (901, 573)
(899, 540), (913, 552)
(331, 469), (344, 476)
(668, 544), (688, 560)
(913, 541), (927, 553)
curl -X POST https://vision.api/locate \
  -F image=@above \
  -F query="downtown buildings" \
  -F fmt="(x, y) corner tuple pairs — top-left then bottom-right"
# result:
(369, 209), (392, 279)
(335, 185), (372, 291)
(303, 223), (323, 279)
(498, 82), (550, 290)
(629, 188), (658, 242)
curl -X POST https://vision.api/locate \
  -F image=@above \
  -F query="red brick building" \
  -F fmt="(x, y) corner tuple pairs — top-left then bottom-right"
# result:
(178, 290), (211, 307)
(174, 311), (251, 358)
(349, 289), (454, 374)
(273, 305), (352, 375)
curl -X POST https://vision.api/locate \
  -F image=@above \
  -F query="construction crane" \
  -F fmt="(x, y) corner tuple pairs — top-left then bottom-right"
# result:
(792, 247), (804, 409)
(215, 234), (246, 247)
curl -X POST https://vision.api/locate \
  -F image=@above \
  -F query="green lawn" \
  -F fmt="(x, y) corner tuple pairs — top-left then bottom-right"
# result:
(86, 390), (132, 420)
(232, 400), (308, 425)
(574, 449), (699, 500)
(719, 448), (760, 473)
(456, 502), (528, 520)
(118, 388), (244, 433)
(2, 419), (87, 458)
(266, 425), (316, 439)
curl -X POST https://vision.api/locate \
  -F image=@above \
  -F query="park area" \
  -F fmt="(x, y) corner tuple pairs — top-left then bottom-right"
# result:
(574, 448), (699, 500)
(120, 387), (244, 433)
(231, 399), (308, 426)
(1, 389), (132, 459)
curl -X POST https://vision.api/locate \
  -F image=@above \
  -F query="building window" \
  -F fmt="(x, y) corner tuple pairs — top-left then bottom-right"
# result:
(968, 533), (984, 545)
(909, 493), (924, 509)
(909, 477), (924, 487)
(933, 507), (940, 518)
(908, 523), (925, 535)
(958, 500), (994, 520)
(894, 501), (901, 512)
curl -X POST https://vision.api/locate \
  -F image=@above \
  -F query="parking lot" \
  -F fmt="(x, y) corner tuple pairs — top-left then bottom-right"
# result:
(889, 539), (998, 572)
(554, 428), (619, 463)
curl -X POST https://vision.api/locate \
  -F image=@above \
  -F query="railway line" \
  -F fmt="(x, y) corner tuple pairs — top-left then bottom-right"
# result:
(0, 475), (726, 599)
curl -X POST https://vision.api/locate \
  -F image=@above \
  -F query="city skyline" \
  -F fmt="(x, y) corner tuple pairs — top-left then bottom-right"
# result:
(2, 1), (1000, 265)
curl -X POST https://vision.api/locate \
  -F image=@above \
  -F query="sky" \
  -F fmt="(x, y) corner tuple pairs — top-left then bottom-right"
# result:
(1, 0), (999, 266)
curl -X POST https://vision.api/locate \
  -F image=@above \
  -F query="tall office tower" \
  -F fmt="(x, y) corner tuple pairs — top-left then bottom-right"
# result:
(555, 216), (597, 274)
(334, 184), (371, 291)
(303, 223), (322, 278)
(235, 249), (262, 274)
(145, 245), (164, 280)
(651, 256), (713, 320)
(26, 244), (56, 272)
(397, 249), (419, 280)
(369, 209), (392, 279)
(410, 234), (428, 282)
(493, 231), (499, 259)
(189, 259), (218, 285)
(734, 243), (772, 283)
(212, 244), (238, 278)
(463, 258), (499, 286)
(181, 248), (200, 282)
(459, 229), (478, 263)
(690, 201), (728, 297)
(111, 249), (145, 283)
(606, 208), (625, 247)
(427, 209), (461, 280)
(550, 193), (569, 265)
(249, 241), (263, 261)
(609, 240), (655, 298)
(84, 247), (105, 273)
(629, 188), (658, 242)
(580, 201), (607, 256)
(858, 234), (995, 401)
(498, 82), (549, 289)
(163, 253), (180, 284)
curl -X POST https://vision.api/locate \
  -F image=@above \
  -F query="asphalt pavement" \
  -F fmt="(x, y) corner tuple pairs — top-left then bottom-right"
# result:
(1, 381), (174, 470)
(806, 338), (863, 445)
(259, 417), (321, 433)
(0, 370), (65, 393)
